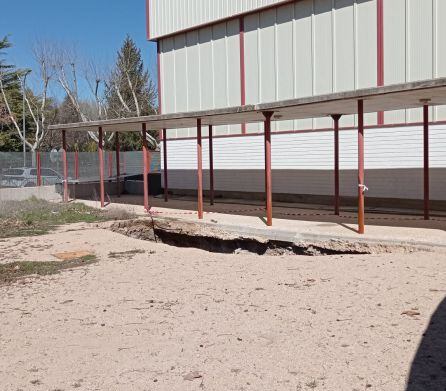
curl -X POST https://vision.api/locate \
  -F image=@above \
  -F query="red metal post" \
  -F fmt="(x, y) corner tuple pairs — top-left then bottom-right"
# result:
(148, 149), (152, 176)
(332, 115), (342, 215)
(209, 125), (214, 205)
(62, 130), (69, 203)
(74, 151), (79, 180)
(115, 132), (121, 197)
(162, 128), (168, 202)
(36, 151), (42, 186)
(197, 119), (203, 219)
(98, 127), (105, 208)
(142, 123), (150, 212)
(358, 100), (365, 234)
(423, 104), (430, 220)
(264, 112), (273, 227)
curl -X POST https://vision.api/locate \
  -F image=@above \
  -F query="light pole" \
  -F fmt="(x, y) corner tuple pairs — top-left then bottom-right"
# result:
(21, 70), (31, 167)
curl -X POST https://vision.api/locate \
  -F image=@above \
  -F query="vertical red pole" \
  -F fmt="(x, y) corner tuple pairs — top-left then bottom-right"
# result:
(115, 132), (121, 198)
(74, 151), (79, 180)
(142, 123), (150, 212)
(98, 127), (105, 208)
(162, 128), (168, 202)
(264, 112), (273, 227)
(62, 130), (69, 203)
(197, 119), (203, 219)
(36, 151), (42, 186)
(423, 104), (430, 220)
(209, 125), (214, 205)
(358, 100), (365, 234)
(332, 115), (341, 215)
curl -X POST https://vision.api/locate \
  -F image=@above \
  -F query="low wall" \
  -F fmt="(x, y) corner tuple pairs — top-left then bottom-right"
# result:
(61, 174), (162, 200)
(161, 125), (446, 209)
(167, 187), (446, 212)
(0, 185), (61, 202)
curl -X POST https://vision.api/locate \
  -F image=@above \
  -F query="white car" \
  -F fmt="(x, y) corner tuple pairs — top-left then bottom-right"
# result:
(0, 167), (63, 188)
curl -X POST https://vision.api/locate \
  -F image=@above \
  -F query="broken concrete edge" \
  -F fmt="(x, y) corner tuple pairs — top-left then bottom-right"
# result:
(200, 219), (441, 252)
(107, 216), (436, 255)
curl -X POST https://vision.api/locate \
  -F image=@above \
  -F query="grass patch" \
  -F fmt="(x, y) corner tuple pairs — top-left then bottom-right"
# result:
(0, 254), (97, 285)
(0, 197), (134, 238)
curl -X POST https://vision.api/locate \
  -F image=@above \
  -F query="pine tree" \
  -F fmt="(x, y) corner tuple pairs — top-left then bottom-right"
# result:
(106, 35), (156, 119)
(0, 36), (23, 151)
(0, 36), (19, 88)
(105, 36), (157, 150)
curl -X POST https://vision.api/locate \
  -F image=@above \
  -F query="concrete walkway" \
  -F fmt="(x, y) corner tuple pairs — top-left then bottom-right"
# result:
(79, 195), (446, 248)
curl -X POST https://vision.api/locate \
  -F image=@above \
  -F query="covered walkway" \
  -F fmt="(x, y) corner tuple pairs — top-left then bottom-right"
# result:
(48, 78), (446, 234)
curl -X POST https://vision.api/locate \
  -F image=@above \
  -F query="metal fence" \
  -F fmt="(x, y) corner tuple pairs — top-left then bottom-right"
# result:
(0, 151), (160, 188)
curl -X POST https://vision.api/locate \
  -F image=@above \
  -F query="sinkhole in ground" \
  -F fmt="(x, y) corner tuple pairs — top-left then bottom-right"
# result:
(110, 219), (413, 256)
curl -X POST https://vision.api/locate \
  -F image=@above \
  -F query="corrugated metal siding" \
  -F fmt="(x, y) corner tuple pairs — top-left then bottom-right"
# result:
(149, 0), (290, 39)
(160, 0), (379, 137)
(159, 19), (242, 138)
(383, 0), (446, 124)
(243, 0), (377, 132)
(161, 124), (446, 200)
(158, 0), (446, 138)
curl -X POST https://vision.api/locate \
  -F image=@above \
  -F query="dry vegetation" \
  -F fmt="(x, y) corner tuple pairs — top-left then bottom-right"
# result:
(0, 197), (134, 238)
(0, 255), (97, 285)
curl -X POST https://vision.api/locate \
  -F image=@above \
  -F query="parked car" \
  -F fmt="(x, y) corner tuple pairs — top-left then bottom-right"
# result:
(0, 167), (63, 188)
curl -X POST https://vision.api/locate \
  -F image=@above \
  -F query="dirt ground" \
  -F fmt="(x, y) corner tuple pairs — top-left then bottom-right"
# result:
(0, 222), (445, 391)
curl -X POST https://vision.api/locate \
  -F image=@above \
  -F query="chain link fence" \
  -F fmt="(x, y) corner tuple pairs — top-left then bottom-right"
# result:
(0, 151), (160, 188)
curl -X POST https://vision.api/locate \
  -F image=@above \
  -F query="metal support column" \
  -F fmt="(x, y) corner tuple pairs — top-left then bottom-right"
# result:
(62, 130), (69, 203)
(115, 132), (121, 197)
(197, 119), (203, 219)
(358, 100), (365, 234)
(332, 114), (342, 215)
(209, 125), (214, 205)
(263, 111), (274, 227)
(36, 151), (42, 186)
(98, 127), (105, 208)
(424, 104), (430, 220)
(163, 128), (168, 202)
(142, 123), (150, 212)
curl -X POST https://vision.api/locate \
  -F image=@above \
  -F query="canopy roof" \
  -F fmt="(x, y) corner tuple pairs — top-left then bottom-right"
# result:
(48, 78), (446, 133)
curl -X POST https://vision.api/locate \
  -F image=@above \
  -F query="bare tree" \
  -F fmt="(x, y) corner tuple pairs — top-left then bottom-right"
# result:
(38, 40), (158, 149)
(0, 45), (53, 152)
(50, 44), (113, 144)
(84, 60), (108, 120)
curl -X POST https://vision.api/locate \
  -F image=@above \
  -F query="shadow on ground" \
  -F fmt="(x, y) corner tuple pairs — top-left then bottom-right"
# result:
(406, 297), (446, 390)
(103, 194), (446, 231)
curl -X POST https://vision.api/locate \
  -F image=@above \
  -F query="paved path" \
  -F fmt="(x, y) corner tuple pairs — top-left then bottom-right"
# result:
(79, 195), (446, 248)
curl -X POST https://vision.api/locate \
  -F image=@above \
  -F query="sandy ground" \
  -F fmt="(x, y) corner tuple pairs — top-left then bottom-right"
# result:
(0, 222), (445, 391)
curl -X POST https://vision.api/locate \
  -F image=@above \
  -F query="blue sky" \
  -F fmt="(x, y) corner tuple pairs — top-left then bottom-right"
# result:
(2, 0), (157, 100)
